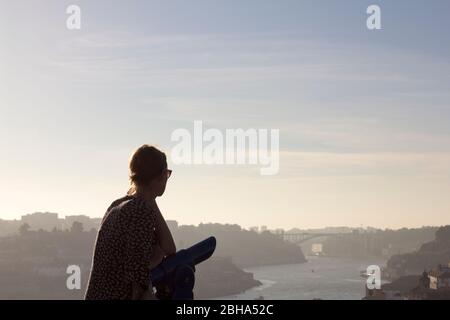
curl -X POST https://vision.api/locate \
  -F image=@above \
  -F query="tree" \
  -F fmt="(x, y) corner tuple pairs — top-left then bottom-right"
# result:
(435, 226), (450, 243)
(420, 270), (430, 288)
(19, 223), (30, 236)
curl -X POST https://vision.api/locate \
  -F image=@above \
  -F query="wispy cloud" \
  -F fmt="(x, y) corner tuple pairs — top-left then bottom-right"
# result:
(279, 150), (450, 178)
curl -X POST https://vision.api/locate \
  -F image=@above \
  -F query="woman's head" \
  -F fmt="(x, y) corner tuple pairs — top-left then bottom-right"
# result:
(127, 145), (171, 197)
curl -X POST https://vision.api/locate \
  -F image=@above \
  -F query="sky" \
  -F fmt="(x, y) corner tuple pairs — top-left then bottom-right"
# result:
(1, 0), (449, 229)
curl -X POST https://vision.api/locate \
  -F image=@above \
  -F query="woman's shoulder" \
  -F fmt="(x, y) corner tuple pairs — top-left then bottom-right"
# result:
(116, 194), (155, 215)
(107, 195), (134, 212)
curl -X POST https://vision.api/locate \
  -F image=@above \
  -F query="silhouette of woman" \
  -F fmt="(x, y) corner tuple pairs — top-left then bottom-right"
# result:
(85, 145), (176, 299)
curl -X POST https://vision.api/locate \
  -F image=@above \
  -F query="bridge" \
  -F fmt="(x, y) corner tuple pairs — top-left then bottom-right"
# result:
(277, 232), (357, 244)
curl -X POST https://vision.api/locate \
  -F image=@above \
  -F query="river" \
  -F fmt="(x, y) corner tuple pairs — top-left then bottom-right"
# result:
(215, 256), (387, 300)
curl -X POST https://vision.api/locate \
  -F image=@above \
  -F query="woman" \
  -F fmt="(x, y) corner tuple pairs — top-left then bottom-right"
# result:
(85, 145), (176, 300)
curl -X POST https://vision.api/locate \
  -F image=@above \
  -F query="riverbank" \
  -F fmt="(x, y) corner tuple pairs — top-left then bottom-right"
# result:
(194, 256), (262, 299)
(214, 256), (387, 300)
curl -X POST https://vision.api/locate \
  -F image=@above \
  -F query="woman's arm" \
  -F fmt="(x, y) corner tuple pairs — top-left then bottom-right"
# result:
(154, 208), (176, 256)
(148, 244), (165, 269)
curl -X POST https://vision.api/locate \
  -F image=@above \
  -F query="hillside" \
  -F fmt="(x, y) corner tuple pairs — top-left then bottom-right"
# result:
(386, 226), (450, 279)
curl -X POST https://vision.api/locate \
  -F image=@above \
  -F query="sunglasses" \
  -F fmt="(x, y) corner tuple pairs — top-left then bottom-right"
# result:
(165, 169), (172, 179)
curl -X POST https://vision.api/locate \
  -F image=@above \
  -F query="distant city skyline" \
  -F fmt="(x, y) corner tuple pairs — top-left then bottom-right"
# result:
(0, 210), (442, 233)
(1, 1), (450, 229)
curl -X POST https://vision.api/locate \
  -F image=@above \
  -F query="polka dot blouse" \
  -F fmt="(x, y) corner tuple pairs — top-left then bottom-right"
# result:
(85, 195), (156, 300)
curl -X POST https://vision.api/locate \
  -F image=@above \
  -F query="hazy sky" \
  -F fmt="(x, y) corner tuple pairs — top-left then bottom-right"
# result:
(1, 0), (449, 229)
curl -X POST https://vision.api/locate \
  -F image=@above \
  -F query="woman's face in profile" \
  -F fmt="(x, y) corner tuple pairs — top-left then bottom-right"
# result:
(154, 168), (171, 197)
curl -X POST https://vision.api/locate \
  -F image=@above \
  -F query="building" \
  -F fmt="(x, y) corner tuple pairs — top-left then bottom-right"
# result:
(62, 215), (101, 231)
(428, 263), (450, 290)
(311, 243), (323, 255)
(0, 219), (21, 237)
(18, 213), (102, 233)
(21, 212), (59, 231)
(365, 275), (421, 300)
(366, 263), (450, 300)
